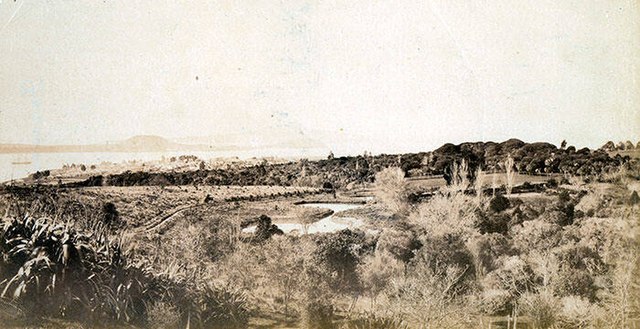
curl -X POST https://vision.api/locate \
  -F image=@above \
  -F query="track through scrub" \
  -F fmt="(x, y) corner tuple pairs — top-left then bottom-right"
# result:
(140, 188), (324, 233)
(143, 203), (212, 232)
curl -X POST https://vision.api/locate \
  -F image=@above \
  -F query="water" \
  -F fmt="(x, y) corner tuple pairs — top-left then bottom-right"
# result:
(243, 202), (366, 235)
(0, 148), (326, 183)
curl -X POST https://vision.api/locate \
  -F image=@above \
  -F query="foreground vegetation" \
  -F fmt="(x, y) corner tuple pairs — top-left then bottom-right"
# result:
(0, 140), (639, 328)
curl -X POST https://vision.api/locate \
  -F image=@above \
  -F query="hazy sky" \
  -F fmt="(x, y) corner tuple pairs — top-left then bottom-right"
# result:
(1, 0), (638, 155)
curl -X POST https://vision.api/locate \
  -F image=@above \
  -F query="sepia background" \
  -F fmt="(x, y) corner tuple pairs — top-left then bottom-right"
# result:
(0, 1), (638, 329)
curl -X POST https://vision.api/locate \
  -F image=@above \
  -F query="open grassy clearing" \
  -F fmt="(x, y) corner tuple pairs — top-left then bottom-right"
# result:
(72, 185), (322, 227)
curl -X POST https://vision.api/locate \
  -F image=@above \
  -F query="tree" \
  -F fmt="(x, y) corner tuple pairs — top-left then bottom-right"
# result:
(312, 229), (367, 294)
(489, 194), (511, 213)
(505, 155), (515, 195)
(624, 141), (634, 150)
(443, 159), (471, 190)
(358, 250), (404, 309)
(102, 202), (120, 228)
(374, 167), (408, 215)
(560, 140), (567, 150)
(254, 215), (283, 242)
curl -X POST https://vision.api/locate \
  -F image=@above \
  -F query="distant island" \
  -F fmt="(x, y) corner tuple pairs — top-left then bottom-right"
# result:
(0, 133), (325, 154)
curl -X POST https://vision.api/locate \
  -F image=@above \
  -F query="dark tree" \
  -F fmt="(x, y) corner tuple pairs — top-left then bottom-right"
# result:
(254, 215), (283, 242)
(489, 194), (511, 213)
(102, 202), (119, 227)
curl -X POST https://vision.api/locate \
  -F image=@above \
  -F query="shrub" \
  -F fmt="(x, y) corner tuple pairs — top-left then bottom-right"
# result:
(253, 215), (283, 242)
(193, 284), (249, 329)
(102, 202), (121, 229)
(300, 297), (335, 329)
(629, 190), (639, 206)
(147, 302), (181, 329)
(340, 314), (407, 329)
(468, 233), (513, 276)
(476, 211), (510, 235)
(411, 234), (476, 296)
(358, 250), (404, 305)
(383, 258), (479, 328)
(311, 229), (369, 294)
(373, 167), (408, 215)
(479, 289), (512, 315)
(558, 295), (602, 328)
(489, 194), (510, 213)
(519, 291), (560, 329)
(375, 228), (421, 263)
(0, 216), (153, 324)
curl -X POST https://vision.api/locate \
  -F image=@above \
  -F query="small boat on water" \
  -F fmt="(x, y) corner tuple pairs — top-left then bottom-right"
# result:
(11, 156), (32, 165)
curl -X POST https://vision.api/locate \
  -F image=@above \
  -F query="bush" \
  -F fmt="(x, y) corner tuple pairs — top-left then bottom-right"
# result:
(193, 284), (249, 329)
(373, 167), (408, 215)
(147, 302), (181, 329)
(358, 250), (404, 302)
(558, 295), (603, 328)
(0, 216), (250, 328)
(479, 289), (512, 316)
(476, 212), (510, 235)
(629, 190), (639, 205)
(519, 291), (560, 329)
(340, 314), (407, 329)
(0, 216), (153, 324)
(312, 229), (369, 294)
(253, 215), (283, 242)
(375, 228), (421, 263)
(300, 298), (335, 329)
(412, 233), (476, 295)
(102, 202), (120, 228)
(489, 194), (510, 213)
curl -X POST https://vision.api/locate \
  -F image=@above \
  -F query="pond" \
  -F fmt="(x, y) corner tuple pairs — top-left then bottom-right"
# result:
(242, 202), (365, 235)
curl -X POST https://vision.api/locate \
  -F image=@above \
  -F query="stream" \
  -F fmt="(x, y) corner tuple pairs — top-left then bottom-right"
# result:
(242, 202), (365, 235)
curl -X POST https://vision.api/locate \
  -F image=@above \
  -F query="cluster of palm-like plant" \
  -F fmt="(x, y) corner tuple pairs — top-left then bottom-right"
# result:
(0, 214), (251, 327)
(0, 215), (153, 324)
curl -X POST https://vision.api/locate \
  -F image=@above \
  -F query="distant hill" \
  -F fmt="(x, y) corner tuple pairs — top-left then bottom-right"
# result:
(119, 135), (176, 151)
(0, 133), (325, 153)
(172, 129), (325, 150)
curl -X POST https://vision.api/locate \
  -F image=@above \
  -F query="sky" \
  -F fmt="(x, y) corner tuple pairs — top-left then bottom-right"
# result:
(0, 0), (638, 156)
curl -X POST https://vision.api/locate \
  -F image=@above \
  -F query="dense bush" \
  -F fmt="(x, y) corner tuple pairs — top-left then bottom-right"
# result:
(0, 216), (249, 328)
(489, 194), (510, 213)
(0, 216), (151, 324)
(70, 139), (629, 189)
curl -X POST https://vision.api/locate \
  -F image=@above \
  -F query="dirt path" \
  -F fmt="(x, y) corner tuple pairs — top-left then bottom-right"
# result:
(143, 203), (208, 231)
